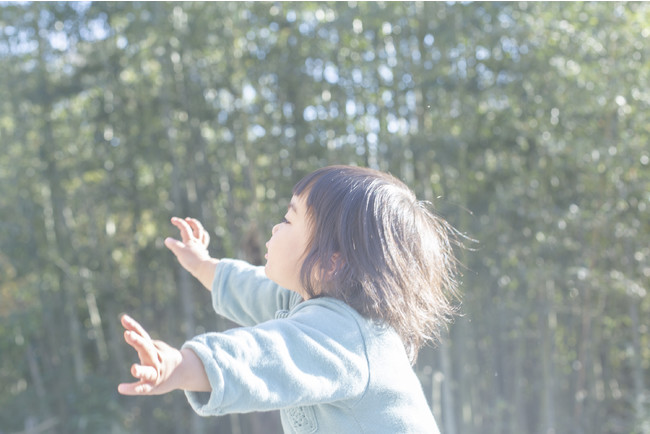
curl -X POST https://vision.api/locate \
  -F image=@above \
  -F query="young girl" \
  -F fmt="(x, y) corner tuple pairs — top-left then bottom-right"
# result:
(119, 165), (460, 434)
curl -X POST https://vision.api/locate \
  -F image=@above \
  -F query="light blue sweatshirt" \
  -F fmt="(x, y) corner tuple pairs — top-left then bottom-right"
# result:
(182, 259), (440, 434)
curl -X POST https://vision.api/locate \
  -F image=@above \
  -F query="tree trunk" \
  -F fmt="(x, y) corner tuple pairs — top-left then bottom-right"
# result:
(629, 296), (645, 423)
(439, 341), (457, 434)
(540, 279), (557, 434)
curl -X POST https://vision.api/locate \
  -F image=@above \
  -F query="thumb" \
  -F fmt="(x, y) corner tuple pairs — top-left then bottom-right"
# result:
(164, 237), (185, 254)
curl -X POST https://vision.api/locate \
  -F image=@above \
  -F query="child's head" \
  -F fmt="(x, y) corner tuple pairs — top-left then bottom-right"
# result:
(293, 165), (461, 360)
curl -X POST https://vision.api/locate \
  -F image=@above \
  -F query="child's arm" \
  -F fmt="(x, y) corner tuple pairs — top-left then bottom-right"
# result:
(164, 217), (220, 290)
(117, 314), (211, 395)
(182, 299), (369, 415)
(166, 216), (301, 326)
(210, 259), (303, 326)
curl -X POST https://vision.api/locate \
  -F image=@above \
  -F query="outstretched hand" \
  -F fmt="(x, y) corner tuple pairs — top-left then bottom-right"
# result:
(164, 217), (219, 289)
(117, 314), (183, 395)
(165, 217), (211, 274)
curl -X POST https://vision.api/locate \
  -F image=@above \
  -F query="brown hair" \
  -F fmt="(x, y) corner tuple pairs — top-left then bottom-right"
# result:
(293, 165), (461, 362)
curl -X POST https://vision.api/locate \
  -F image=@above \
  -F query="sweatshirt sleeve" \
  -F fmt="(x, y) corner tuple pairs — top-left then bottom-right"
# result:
(211, 259), (304, 326)
(181, 298), (370, 416)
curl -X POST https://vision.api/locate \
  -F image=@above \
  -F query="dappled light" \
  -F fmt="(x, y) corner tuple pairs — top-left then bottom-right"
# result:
(0, 2), (648, 434)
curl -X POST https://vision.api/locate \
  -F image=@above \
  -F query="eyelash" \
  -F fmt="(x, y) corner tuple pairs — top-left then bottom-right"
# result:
(281, 217), (289, 224)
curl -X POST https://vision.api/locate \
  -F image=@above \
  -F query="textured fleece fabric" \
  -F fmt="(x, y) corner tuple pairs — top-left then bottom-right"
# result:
(182, 259), (440, 434)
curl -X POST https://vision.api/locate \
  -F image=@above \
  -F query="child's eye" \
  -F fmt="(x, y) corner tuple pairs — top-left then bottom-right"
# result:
(281, 217), (290, 224)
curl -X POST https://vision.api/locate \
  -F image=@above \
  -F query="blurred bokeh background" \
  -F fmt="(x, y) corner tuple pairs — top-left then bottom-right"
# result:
(1, 2), (648, 433)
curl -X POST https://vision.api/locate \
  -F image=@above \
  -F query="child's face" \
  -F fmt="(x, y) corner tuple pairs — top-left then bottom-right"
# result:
(264, 194), (312, 297)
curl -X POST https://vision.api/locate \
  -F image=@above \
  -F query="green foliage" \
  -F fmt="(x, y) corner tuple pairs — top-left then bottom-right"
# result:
(1, 2), (648, 433)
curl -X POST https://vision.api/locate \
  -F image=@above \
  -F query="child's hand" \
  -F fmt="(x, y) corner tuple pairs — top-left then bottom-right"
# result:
(164, 217), (219, 289)
(165, 217), (211, 273)
(117, 314), (183, 395)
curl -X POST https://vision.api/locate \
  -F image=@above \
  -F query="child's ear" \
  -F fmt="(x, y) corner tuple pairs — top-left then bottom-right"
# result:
(328, 253), (342, 276)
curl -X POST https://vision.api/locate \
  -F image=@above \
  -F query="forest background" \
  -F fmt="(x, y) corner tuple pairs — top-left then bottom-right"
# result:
(0, 2), (648, 434)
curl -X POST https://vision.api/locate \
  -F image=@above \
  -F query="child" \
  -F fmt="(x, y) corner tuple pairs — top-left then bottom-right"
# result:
(119, 165), (460, 434)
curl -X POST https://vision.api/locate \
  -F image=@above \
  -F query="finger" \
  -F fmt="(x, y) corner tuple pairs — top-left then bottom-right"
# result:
(164, 237), (186, 255)
(124, 330), (156, 356)
(121, 314), (152, 341)
(124, 330), (160, 364)
(201, 229), (210, 247)
(186, 218), (210, 246)
(118, 381), (154, 395)
(171, 217), (194, 243)
(131, 363), (158, 382)
(185, 217), (202, 239)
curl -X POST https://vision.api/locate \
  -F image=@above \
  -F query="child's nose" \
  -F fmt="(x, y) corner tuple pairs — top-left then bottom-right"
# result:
(272, 223), (280, 235)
